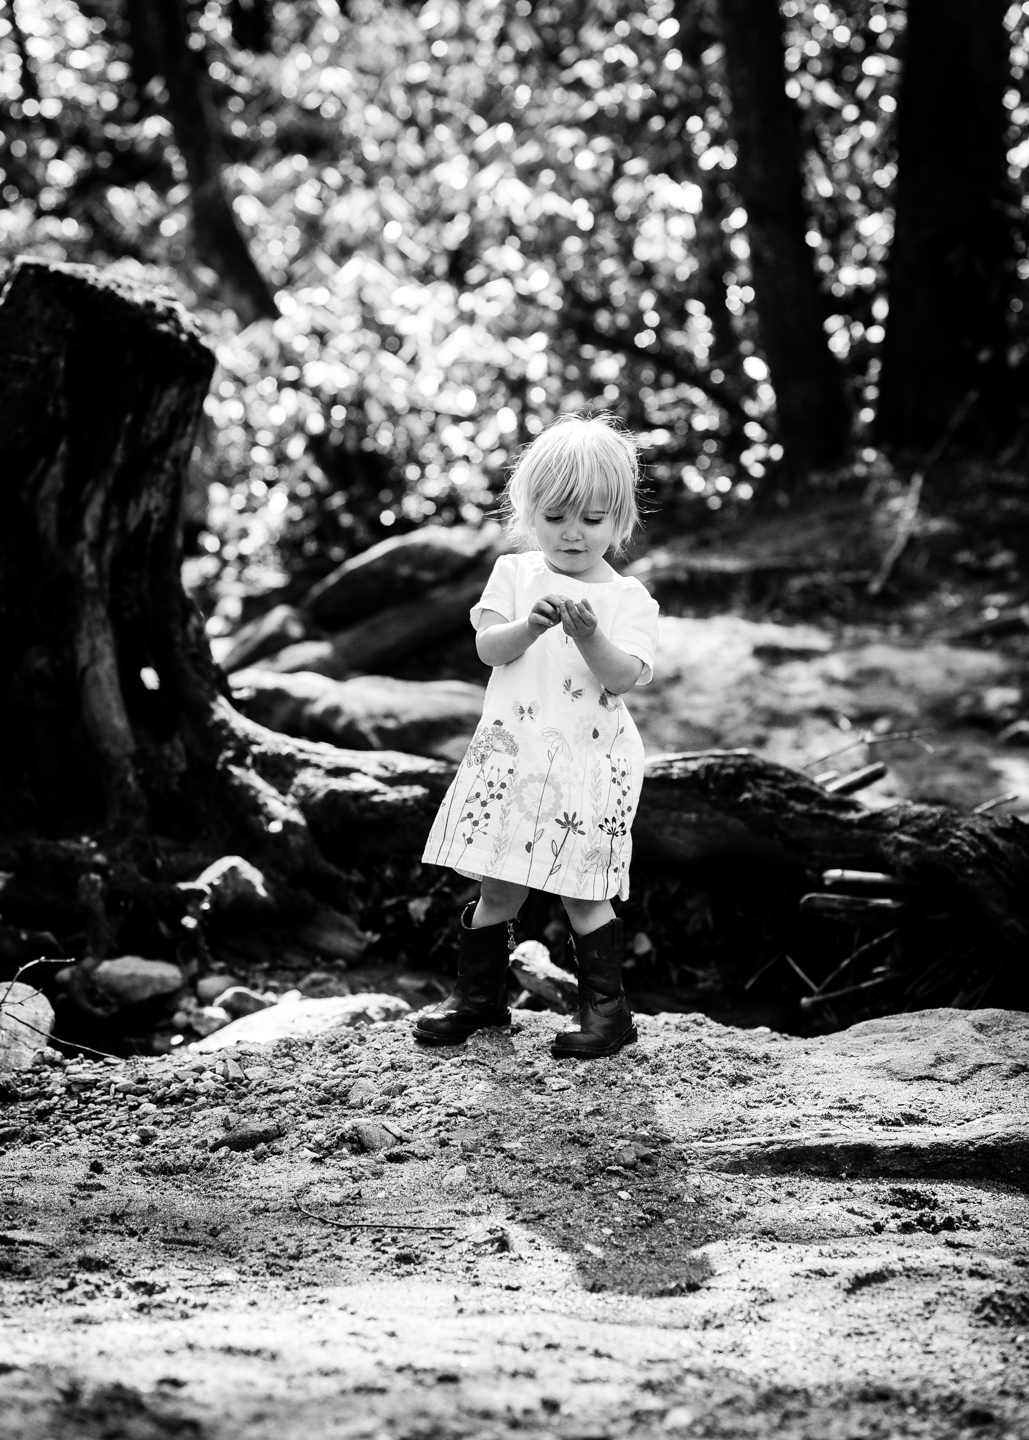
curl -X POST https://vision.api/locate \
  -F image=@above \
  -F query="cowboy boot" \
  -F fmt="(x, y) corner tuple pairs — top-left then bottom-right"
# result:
(414, 903), (512, 1045)
(551, 917), (637, 1059)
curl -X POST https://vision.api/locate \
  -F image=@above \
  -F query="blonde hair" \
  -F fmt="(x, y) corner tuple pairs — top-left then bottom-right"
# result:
(502, 413), (641, 555)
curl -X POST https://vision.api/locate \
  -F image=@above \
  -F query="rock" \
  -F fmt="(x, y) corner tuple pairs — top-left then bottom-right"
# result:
(813, 1007), (1029, 1084)
(211, 1121), (284, 1153)
(190, 856), (272, 915)
(301, 523), (502, 629)
(92, 957), (183, 1006)
(298, 971), (351, 998)
(0, 984), (54, 1070)
(509, 940), (577, 1012)
(352, 1119), (397, 1153)
(228, 671), (486, 763)
(218, 604), (310, 673)
(295, 907), (370, 962)
(442, 1164), (469, 1189)
(191, 1006), (231, 1037)
(691, 1118), (1029, 1188)
(196, 974), (241, 1005)
(215, 986), (274, 1020)
(347, 1078), (378, 1108)
(190, 993), (411, 1051)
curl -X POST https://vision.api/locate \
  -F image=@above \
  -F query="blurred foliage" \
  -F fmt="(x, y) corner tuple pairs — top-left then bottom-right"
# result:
(1, 0), (1029, 633)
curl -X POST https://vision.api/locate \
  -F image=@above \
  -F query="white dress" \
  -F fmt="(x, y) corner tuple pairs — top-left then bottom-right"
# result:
(421, 551), (660, 901)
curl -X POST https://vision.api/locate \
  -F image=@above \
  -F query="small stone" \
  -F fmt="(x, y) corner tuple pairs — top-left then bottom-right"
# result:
(196, 974), (241, 1005)
(214, 987), (274, 1020)
(346, 1078), (377, 1108)
(192, 1007), (231, 1037)
(352, 1120), (396, 1153)
(297, 971), (351, 999)
(663, 1406), (695, 1432)
(442, 1165), (469, 1189)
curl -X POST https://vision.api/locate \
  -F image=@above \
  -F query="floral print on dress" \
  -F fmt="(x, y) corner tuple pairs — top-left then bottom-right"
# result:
(421, 551), (658, 902)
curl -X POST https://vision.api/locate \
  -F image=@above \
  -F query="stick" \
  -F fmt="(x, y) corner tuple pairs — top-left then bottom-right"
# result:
(783, 954), (819, 993)
(972, 792), (1021, 816)
(801, 729), (935, 771)
(810, 929), (898, 996)
(867, 386), (979, 597)
(800, 973), (893, 1008)
(293, 1192), (455, 1233)
(823, 762), (888, 796)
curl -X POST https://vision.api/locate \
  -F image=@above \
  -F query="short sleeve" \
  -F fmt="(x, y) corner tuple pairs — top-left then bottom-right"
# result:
(609, 580), (660, 685)
(470, 553), (517, 629)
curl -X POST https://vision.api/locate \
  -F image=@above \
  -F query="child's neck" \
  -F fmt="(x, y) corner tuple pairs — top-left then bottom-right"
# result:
(541, 555), (616, 583)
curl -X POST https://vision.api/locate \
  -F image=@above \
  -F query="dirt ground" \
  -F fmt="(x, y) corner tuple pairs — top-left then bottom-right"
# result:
(1, 1007), (1027, 1440)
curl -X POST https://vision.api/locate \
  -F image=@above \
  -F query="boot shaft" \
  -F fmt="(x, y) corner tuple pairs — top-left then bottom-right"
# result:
(456, 901), (512, 1009)
(569, 917), (625, 999)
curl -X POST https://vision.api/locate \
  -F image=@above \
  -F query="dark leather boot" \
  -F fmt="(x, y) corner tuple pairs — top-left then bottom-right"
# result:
(414, 903), (512, 1045)
(551, 917), (637, 1059)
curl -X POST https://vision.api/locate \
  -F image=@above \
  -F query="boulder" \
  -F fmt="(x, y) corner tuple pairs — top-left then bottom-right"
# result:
(0, 983), (54, 1070)
(229, 670), (485, 762)
(92, 957), (183, 1006)
(216, 604), (310, 673)
(301, 523), (502, 629)
(191, 993), (411, 1051)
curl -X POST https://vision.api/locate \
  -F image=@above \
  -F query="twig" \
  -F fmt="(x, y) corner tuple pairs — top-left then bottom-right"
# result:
(783, 954), (818, 993)
(811, 929), (898, 997)
(800, 973), (893, 1009)
(972, 792), (1021, 816)
(867, 386), (979, 597)
(743, 951), (785, 991)
(801, 729), (934, 771)
(293, 1192), (455, 1233)
(0, 1010), (114, 1062)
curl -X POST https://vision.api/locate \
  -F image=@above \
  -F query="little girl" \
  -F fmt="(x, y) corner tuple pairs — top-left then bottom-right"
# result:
(417, 413), (659, 1059)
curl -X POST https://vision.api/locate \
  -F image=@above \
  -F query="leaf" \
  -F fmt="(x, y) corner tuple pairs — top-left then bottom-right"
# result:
(551, 838), (558, 855)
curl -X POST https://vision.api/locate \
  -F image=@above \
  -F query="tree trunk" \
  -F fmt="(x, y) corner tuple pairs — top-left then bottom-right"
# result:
(0, 259), (442, 976)
(127, 0), (278, 325)
(712, 0), (851, 478)
(876, 0), (1015, 452)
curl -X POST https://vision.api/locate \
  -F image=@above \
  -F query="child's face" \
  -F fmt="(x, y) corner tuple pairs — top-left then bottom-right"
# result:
(532, 501), (618, 577)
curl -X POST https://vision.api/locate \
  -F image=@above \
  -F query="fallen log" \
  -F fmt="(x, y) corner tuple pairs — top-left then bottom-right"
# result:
(634, 750), (1029, 954)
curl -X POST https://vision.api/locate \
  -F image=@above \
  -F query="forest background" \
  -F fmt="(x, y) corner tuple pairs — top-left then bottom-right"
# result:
(2, 0), (1027, 641)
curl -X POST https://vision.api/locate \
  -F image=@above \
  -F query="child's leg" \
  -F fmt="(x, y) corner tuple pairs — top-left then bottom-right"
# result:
(561, 896), (615, 936)
(473, 877), (530, 929)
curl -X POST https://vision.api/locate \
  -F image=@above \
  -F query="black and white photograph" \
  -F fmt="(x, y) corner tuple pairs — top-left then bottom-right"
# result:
(0, 1), (1027, 1436)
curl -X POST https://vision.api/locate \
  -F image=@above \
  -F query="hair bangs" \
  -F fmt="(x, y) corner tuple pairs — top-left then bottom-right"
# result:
(503, 413), (641, 554)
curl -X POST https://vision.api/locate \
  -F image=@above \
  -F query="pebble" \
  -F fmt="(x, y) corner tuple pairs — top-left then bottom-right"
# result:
(442, 1165), (469, 1189)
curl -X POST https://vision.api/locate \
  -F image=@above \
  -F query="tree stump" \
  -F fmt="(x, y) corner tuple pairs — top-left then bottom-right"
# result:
(0, 258), (448, 987)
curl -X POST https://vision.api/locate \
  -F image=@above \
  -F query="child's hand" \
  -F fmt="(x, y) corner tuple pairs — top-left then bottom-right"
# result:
(559, 598), (598, 641)
(527, 596), (565, 638)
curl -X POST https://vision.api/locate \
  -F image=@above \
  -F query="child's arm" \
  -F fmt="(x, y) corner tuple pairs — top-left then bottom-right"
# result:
(558, 599), (644, 694)
(475, 596), (567, 666)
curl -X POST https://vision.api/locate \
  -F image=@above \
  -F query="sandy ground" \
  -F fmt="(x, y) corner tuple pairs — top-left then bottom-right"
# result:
(1, 1009), (1027, 1440)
